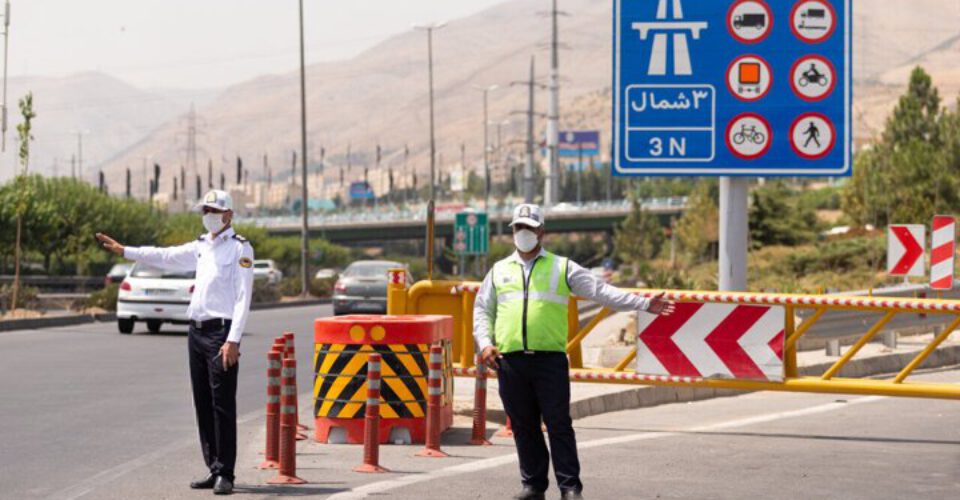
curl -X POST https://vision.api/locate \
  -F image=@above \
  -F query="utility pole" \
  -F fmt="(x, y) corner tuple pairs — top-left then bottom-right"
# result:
(403, 144), (409, 206)
(576, 143), (583, 205)
(460, 142), (467, 205)
(298, 0), (310, 298)
(522, 57), (537, 203)
(473, 84), (498, 213)
(1, 0), (10, 152)
(76, 132), (85, 182)
(374, 144), (381, 211)
(544, 0), (565, 208)
(414, 22), (446, 203)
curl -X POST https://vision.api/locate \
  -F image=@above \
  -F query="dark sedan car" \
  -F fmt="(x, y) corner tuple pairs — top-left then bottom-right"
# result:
(333, 260), (411, 315)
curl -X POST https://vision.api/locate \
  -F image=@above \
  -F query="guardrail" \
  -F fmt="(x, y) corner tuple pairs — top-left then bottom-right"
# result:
(387, 273), (960, 400)
(0, 275), (103, 292)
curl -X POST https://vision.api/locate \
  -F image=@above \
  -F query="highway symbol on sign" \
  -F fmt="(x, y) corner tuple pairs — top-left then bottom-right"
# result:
(728, 0), (773, 44)
(614, 0), (852, 176)
(887, 224), (925, 277)
(631, 0), (709, 76)
(790, 113), (835, 159)
(791, 55), (836, 101)
(727, 55), (772, 101)
(636, 302), (785, 382)
(727, 113), (771, 159)
(792, 0), (836, 43)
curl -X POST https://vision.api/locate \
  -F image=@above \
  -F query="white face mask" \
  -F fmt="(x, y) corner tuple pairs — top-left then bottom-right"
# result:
(202, 212), (227, 234)
(513, 229), (539, 253)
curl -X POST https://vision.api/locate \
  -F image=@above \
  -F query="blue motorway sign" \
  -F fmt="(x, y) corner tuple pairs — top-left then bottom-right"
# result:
(613, 0), (851, 176)
(558, 130), (601, 157)
(349, 181), (374, 200)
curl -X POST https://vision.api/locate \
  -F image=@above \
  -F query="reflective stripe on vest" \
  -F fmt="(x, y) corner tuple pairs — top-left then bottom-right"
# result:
(492, 252), (571, 353)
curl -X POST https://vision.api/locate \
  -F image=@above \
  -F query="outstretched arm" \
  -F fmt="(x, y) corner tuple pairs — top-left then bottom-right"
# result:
(96, 232), (197, 272)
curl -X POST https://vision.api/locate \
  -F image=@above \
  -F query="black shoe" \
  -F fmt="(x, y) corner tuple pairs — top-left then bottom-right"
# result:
(513, 486), (546, 500)
(560, 490), (584, 500)
(189, 474), (217, 489)
(213, 476), (233, 495)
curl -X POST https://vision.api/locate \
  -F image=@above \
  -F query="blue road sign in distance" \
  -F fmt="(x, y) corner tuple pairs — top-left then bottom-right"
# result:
(558, 130), (601, 157)
(613, 0), (851, 177)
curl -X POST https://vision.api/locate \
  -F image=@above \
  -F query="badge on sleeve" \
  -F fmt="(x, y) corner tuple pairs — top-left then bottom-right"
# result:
(239, 257), (253, 268)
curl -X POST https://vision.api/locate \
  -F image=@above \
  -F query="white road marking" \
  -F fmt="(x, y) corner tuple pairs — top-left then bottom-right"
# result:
(327, 396), (885, 499)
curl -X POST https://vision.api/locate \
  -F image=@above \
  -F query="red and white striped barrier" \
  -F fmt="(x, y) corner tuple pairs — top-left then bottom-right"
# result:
(416, 345), (449, 458)
(469, 357), (491, 446)
(450, 283), (482, 295)
(636, 302), (785, 382)
(267, 358), (307, 485)
(258, 350), (282, 470)
(354, 353), (389, 473)
(932, 216), (956, 291)
(630, 290), (960, 313)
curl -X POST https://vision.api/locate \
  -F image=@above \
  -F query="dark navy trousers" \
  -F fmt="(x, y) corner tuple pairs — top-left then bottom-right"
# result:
(187, 321), (238, 481)
(497, 351), (583, 493)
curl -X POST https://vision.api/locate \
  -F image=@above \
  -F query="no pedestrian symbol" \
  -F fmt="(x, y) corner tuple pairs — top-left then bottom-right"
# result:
(454, 212), (489, 256)
(613, 0), (852, 177)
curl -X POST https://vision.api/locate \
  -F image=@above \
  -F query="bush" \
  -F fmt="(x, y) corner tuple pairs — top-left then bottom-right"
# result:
(788, 237), (885, 277)
(0, 284), (40, 311)
(84, 284), (118, 311)
(252, 280), (281, 304)
(278, 276), (336, 298)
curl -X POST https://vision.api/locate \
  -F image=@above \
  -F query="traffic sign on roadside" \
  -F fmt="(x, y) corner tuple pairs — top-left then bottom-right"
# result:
(887, 224), (925, 278)
(454, 211), (489, 256)
(931, 216), (955, 290)
(613, 0), (852, 176)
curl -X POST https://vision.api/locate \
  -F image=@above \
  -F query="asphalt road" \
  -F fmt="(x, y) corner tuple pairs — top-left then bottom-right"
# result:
(0, 304), (330, 499)
(3, 306), (959, 499)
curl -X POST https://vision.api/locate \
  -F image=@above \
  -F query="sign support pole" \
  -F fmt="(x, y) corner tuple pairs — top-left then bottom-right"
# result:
(719, 177), (748, 291)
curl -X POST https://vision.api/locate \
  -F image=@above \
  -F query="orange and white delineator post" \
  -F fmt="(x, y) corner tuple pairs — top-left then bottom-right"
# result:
(353, 353), (390, 473)
(469, 356), (492, 445)
(258, 350), (283, 469)
(282, 332), (309, 440)
(416, 345), (449, 458)
(268, 358), (307, 485)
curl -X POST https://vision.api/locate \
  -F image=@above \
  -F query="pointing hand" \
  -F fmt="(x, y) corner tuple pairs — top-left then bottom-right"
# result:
(95, 233), (125, 256)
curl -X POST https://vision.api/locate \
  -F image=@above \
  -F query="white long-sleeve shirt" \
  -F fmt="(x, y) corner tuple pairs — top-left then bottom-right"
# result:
(123, 227), (255, 343)
(473, 249), (651, 353)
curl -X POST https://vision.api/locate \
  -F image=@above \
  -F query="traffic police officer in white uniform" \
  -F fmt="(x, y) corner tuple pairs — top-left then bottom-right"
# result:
(96, 190), (254, 495)
(474, 204), (675, 500)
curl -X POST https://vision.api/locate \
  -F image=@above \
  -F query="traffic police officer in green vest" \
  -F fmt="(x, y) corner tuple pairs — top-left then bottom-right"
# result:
(473, 204), (676, 500)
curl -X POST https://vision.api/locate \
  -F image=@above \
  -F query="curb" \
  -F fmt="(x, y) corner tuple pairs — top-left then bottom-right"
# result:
(0, 300), (329, 333)
(458, 345), (960, 424)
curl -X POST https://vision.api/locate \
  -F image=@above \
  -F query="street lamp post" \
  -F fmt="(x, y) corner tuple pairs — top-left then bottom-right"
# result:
(472, 84), (498, 213)
(414, 22), (446, 202)
(298, 0), (310, 298)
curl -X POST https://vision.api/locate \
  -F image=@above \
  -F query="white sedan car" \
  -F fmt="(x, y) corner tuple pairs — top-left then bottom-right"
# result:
(116, 263), (195, 334)
(253, 259), (283, 285)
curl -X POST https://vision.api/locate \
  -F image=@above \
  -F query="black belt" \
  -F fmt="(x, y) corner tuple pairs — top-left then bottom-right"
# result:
(191, 318), (231, 331)
(503, 351), (566, 357)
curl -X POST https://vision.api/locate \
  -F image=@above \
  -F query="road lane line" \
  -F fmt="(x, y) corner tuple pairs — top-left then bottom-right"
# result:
(45, 392), (315, 500)
(327, 396), (885, 499)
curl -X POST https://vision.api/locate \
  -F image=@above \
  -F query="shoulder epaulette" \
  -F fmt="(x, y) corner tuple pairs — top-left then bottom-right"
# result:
(197, 234), (205, 241)
(232, 234), (250, 244)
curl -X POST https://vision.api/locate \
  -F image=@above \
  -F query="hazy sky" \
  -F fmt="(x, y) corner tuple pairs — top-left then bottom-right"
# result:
(11, 0), (506, 89)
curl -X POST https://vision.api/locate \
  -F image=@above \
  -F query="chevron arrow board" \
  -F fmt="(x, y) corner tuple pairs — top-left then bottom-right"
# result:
(636, 302), (785, 382)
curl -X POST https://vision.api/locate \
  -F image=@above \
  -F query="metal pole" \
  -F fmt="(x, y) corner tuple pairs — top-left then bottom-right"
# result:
(576, 144), (582, 205)
(545, 0), (560, 207)
(298, 0), (310, 298)
(1, 0), (9, 153)
(524, 56), (536, 204)
(427, 28), (437, 201)
(460, 143), (466, 205)
(719, 177), (748, 291)
(483, 90), (490, 213)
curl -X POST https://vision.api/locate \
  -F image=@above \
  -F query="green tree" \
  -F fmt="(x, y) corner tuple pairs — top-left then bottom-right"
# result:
(614, 195), (665, 277)
(748, 181), (818, 248)
(11, 93), (36, 310)
(676, 180), (719, 262)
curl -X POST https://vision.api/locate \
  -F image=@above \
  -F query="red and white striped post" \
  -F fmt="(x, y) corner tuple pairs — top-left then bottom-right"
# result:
(417, 345), (449, 458)
(282, 332), (310, 439)
(932, 215), (956, 293)
(267, 358), (307, 485)
(353, 353), (390, 473)
(469, 356), (492, 446)
(258, 351), (282, 469)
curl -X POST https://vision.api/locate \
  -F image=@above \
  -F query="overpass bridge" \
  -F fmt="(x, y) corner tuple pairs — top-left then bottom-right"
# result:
(253, 198), (688, 245)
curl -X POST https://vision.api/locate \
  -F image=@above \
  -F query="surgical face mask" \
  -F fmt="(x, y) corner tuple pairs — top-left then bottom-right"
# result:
(202, 212), (227, 234)
(513, 229), (539, 253)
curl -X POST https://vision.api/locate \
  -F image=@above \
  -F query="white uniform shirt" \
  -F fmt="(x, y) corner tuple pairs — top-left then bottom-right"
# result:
(123, 227), (255, 343)
(473, 248), (651, 353)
